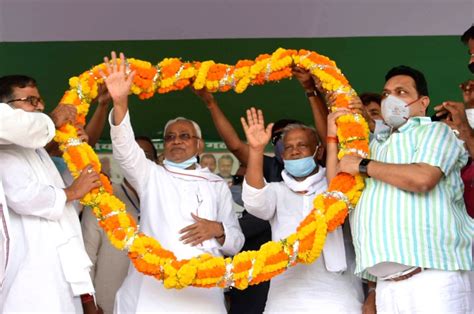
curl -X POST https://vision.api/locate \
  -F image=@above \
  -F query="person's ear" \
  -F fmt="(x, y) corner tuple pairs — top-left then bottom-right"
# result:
(314, 145), (325, 162)
(420, 96), (430, 114)
(197, 139), (205, 154)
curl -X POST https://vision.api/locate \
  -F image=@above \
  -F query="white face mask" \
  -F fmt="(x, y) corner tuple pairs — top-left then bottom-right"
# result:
(466, 108), (474, 129)
(381, 95), (412, 129)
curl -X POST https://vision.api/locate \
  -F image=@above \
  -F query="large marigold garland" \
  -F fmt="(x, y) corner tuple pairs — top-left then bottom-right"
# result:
(56, 48), (369, 290)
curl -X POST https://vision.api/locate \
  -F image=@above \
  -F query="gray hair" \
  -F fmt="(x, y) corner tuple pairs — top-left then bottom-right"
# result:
(281, 123), (319, 145)
(164, 117), (202, 138)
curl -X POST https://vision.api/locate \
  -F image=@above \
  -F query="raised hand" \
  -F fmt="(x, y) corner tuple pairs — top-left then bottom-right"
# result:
(93, 83), (112, 107)
(191, 86), (215, 107)
(292, 66), (315, 91)
(240, 107), (273, 152)
(100, 51), (135, 105)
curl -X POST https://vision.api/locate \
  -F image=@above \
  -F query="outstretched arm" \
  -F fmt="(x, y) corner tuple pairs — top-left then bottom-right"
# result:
(241, 108), (278, 220)
(193, 88), (250, 165)
(85, 84), (111, 147)
(292, 67), (329, 148)
(102, 52), (135, 126)
(103, 52), (153, 193)
(326, 110), (351, 181)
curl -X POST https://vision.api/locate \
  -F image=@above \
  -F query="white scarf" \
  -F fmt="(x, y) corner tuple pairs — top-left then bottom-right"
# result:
(281, 167), (327, 195)
(164, 163), (224, 182)
(162, 164), (226, 257)
(282, 167), (347, 273)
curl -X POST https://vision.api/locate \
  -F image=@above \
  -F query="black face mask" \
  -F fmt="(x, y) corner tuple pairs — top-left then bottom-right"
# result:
(468, 62), (474, 74)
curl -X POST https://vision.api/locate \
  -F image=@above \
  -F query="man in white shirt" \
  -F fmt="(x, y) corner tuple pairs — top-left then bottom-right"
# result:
(0, 75), (101, 313)
(104, 52), (244, 312)
(0, 100), (57, 289)
(241, 107), (363, 312)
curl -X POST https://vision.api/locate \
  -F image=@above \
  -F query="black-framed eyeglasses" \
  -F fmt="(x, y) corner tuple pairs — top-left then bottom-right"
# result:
(163, 133), (200, 143)
(271, 132), (282, 146)
(7, 96), (44, 107)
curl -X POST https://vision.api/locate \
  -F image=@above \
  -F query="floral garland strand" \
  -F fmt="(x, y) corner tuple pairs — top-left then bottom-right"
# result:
(55, 48), (369, 290)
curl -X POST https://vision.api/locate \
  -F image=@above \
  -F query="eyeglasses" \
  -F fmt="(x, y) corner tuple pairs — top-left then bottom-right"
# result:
(163, 133), (200, 143)
(271, 132), (282, 146)
(7, 96), (44, 108)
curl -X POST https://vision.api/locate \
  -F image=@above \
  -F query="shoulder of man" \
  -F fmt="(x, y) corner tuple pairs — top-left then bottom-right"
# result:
(417, 120), (461, 142)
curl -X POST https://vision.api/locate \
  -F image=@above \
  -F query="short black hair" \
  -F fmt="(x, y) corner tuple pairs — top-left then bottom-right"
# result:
(359, 92), (382, 106)
(272, 119), (303, 138)
(135, 135), (157, 161)
(0, 75), (37, 102)
(385, 65), (429, 97)
(461, 25), (474, 44)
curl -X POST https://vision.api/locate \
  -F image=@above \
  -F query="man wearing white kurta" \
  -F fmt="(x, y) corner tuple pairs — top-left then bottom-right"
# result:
(0, 101), (56, 291)
(241, 108), (363, 312)
(0, 75), (102, 313)
(103, 52), (244, 313)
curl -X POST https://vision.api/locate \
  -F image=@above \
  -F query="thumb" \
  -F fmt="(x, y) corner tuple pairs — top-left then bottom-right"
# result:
(191, 212), (202, 221)
(266, 123), (275, 135)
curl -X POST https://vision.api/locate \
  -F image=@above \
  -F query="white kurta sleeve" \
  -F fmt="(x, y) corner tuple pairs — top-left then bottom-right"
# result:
(109, 109), (153, 194)
(216, 183), (244, 256)
(0, 153), (66, 220)
(242, 179), (277, 221)
(0, 103), (55, 148)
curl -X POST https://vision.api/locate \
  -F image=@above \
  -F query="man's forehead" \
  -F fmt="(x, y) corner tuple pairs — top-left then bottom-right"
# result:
(165, 120), (195, 133)
(283, 128), (312, 142)
(12, 86), (40, 96)
(384, 75), (416, 90)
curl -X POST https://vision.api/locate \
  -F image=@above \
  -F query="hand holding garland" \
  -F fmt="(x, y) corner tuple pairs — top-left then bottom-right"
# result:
(326, 109), (351, 182)
(64, 164), (101, 202)
(292, 66), (329, 149)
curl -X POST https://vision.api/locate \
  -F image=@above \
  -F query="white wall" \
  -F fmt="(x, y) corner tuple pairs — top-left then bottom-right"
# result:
(0, 0), (472, 42)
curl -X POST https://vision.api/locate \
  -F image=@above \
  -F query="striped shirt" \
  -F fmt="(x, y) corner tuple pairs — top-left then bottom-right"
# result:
(350, 117), (474, 280)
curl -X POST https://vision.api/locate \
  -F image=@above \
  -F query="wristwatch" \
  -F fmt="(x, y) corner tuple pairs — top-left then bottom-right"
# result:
(359, 158), (371, 177)
(305, 90), (318, 98)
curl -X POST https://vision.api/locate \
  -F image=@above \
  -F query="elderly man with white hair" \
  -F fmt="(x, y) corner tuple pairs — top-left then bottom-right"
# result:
(105, 52), (244, 313)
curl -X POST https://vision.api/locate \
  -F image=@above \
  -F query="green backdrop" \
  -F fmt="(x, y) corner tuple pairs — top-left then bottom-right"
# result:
(0, 36), (470, 141)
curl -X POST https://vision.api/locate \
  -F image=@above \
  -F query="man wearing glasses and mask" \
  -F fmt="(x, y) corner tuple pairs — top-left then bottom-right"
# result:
(103, 52), (243, 313)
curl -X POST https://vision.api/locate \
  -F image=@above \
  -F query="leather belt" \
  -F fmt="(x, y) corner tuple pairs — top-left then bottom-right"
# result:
(387, 267), (423, 282)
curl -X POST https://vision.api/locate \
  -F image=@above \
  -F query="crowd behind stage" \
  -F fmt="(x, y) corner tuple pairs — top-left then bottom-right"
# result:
(0, 26), (473, 314)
